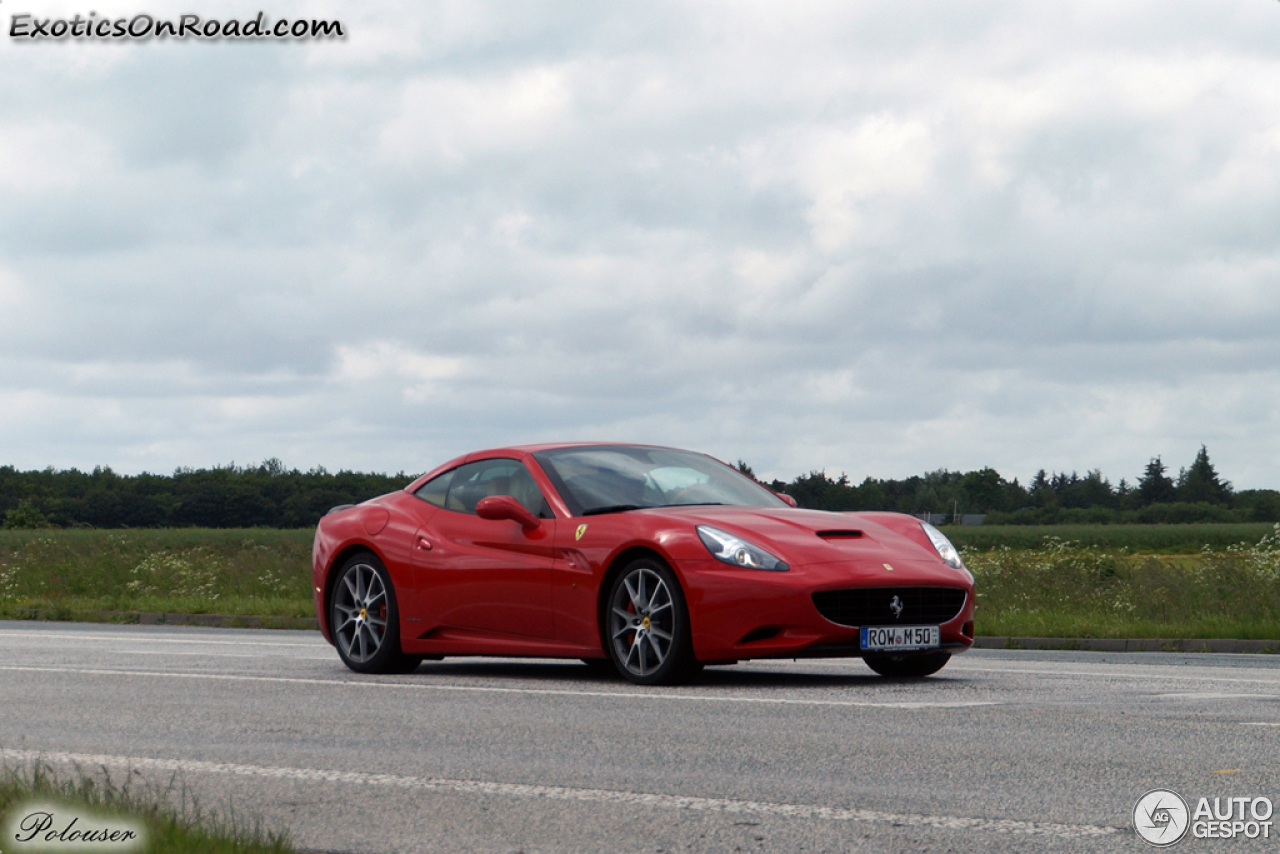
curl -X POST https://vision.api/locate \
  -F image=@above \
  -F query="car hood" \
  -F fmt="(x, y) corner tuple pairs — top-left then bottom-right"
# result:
(636, 505), (949, 569)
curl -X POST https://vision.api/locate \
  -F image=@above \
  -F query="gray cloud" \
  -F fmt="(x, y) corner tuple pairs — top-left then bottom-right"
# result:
(2, 0), (1279, 489)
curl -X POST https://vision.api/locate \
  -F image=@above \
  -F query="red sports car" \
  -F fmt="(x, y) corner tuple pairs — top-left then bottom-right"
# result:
(312, 443), (976, 684)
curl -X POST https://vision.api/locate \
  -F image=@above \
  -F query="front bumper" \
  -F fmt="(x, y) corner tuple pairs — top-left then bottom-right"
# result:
(675, 558), (976, 663)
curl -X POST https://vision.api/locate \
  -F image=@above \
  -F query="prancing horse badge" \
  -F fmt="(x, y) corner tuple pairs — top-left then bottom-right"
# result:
(575, 524), (588, 541)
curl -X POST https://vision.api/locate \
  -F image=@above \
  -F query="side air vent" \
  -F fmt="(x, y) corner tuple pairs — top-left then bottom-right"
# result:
(812, 587), (967, 627)
(737, 626), (782, 645)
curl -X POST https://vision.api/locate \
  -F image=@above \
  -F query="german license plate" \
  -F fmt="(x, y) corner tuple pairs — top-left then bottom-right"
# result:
(860, 625), (940, 651)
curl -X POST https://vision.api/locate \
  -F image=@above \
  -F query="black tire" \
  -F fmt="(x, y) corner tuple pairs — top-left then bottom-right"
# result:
(605, 558), (698, 685)
(387, 655), (425, 673)
(330, 552), (416, 674)
(862, 651), (951, 678)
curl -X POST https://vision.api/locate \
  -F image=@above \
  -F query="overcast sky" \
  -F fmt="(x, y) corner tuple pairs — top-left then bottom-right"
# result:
(2, 0), (1278, 488)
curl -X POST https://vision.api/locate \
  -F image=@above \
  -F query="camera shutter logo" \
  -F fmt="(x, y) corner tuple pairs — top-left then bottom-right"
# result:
(1134, 789), (1190, 846)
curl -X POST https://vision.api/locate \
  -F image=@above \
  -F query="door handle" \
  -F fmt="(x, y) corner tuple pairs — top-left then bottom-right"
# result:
(416, 535), (433, 551)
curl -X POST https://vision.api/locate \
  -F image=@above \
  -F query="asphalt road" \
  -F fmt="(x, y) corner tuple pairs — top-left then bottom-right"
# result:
(3, 621), (1280, 853)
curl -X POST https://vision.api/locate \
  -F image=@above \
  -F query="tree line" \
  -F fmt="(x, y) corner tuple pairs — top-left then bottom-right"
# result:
(2, 446), (1278, 529)
(742, 445), (1280, 524)
(0, 459), (407, 529)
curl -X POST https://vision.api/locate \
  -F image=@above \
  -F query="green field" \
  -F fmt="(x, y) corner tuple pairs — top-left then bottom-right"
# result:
(945, 522), (1275, 553)
(0, 529), (313, 620)
(3, 524), (1280, 640)
(963, 524), (1280, 639)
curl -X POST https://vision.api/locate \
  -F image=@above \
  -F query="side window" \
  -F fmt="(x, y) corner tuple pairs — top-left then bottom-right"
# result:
(444, 459), (551, 518)
(413, 469), (455, 508)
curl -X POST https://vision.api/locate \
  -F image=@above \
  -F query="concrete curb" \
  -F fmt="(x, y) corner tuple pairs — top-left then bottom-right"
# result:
(137, 611), (320, 631)
(9, 608), (319, 631)
(972, 636), (1280, 654)
(5, 611), (1279, 653)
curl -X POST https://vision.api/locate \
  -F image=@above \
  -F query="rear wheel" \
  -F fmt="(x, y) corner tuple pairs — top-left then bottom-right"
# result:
(606, 558), (698, 685)
(863, 651), (951, 678)
(330, 552), (418, 674)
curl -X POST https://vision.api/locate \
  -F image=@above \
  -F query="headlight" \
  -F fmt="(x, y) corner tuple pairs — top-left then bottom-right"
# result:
(921, 522), (964, 570)
(697, 526), (789, 572)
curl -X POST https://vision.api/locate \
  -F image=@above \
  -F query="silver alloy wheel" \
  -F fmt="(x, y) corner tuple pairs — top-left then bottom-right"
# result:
(608, 565), (675, 678)
(333, 561), (388, 664)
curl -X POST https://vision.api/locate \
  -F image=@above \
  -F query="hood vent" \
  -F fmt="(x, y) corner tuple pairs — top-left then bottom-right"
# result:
(817, 529), (863, 540)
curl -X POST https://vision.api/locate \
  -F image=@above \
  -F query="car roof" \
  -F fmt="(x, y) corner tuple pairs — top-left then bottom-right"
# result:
(406, 442), (722, 490)
(452, 441), (694, 457)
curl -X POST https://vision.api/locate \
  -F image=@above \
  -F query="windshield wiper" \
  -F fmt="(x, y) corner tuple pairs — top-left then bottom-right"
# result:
(582, 504), (647, 516)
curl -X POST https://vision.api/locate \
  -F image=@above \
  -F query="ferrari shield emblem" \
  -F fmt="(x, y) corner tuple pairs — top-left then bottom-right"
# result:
(883, 563), (894, 572)
(575, 524), (588, 541)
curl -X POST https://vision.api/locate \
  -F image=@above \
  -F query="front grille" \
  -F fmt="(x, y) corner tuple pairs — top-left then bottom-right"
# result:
(812, 587), (967, 627)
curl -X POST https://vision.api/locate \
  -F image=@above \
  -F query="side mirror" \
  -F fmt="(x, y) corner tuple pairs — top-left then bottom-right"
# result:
(475, 495), (540, 530)
(778, 493), (798, 508)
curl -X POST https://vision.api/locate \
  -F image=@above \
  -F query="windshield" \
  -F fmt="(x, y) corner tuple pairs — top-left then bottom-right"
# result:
(532, 445), (787, 516)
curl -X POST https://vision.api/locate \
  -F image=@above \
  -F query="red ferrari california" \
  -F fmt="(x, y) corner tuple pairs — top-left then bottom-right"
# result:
(312, 443), (976, 685)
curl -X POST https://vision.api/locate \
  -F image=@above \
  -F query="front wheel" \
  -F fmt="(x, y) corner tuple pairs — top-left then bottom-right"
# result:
(606, 559), (698, 685)
(330, 552), (416, 674)
(863, 651), (951, 678)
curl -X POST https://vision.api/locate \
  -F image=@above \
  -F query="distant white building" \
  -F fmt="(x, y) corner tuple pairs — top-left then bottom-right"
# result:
(914, 512), (986, 525)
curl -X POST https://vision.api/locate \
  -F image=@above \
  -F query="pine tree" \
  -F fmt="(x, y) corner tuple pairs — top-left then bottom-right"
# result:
(1030, 469), (1056, 507)
(1137, 457), (1177, 505)
(1177, 445), (1233, 504)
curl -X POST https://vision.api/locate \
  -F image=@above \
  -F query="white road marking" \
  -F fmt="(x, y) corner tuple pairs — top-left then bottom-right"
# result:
(689, 657), (1280, 688)
(73, 649), (330, 660)
(948, 663), (1280, 687)
(103, 649), (333, 660)
(12, 629), (1280, 687)
(0, 630), (318, 648)
(0, 749), (1120, 840)
(743, 659), (1280, 692)
(1241, 722), (1280, 727)
(0, 665), (997, 709)
(7, 627), (1280, 692)
(1158, 692), (1280, 700)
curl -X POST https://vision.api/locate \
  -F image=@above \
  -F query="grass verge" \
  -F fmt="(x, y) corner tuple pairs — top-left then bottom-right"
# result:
(1, 755), (294, 853)
(966, 524), (1280, 638)
(946, 522), (1275, 553)
(0, 529), (313, 621)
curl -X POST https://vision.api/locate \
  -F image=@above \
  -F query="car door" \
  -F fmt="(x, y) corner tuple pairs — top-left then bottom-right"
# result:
(410, 458), (557, 639)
